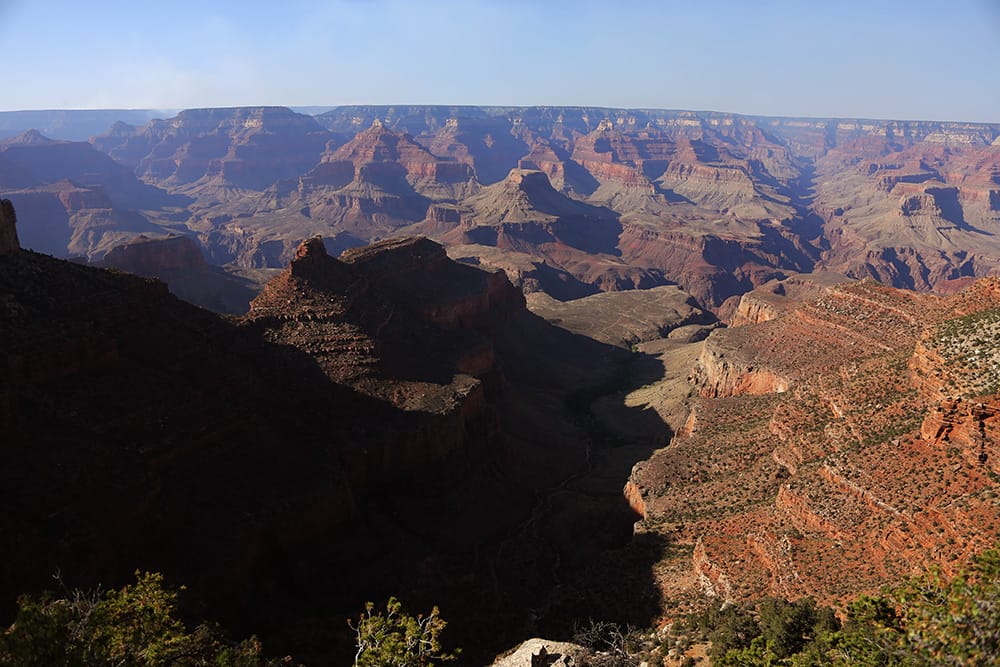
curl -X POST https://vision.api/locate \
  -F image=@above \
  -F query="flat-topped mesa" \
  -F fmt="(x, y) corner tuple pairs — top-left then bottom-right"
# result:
(101, 235), (208, 274)
(0, 199), (19, 254)
(342, 236), (526, 330)
(505, 167), (550, 188)
(340, 235), (449, 270)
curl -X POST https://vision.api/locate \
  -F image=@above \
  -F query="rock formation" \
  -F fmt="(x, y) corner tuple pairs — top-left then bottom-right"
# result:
(629, 277), (1000, 610)
(490, 639), (592, 667)
(0, 130), (175, 258)
(437, 168), (666, 294)
(2, 226), (665, 663)
(97, 234), (267, 314)
(101, 234), (208, 273)
(91, 106), (332, 192)
(3, 105), (994, 319)
(526, 285), (713, 348)
(813, 141), (1000, 291)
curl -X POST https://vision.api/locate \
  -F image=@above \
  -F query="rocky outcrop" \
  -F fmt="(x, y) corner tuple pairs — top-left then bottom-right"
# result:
(490, 639), (593, 667)
(245, 235), (521, 414)
(526, 285), (713, 348)
(0, 104), (974, 314)
(92, 107), (332, 191)
(690, 330), (791, 397)
(623, 479), (648, 520)
(731, 291), (783, 326)
(101, 234), (208, 273)
(0, 198), (18, 254)
(0, 132), (175, 258)
(341, 236), (525, 330)
(730, 273), (851, 327)
(628, 277), (1000, 610)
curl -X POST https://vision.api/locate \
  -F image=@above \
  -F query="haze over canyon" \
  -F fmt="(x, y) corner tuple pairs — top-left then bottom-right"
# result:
(3, 104), (1000, 665)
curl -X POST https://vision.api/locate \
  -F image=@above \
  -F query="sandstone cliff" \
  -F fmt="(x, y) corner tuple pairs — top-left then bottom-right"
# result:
(729, 272), (851, 327)
(629, 277), (1000, 610)
(0, 105), (966, 318)
(92, 106), (332, 191)
(0, 131), (176, 258)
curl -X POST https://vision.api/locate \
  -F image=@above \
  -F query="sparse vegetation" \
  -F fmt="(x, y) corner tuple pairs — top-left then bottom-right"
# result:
(0, 578), (462, 667)
(349, 597), (458, 667)
(930, 306), (1000, 397)
(0, 572), (280, 666)
(667, 545), (1000, 666)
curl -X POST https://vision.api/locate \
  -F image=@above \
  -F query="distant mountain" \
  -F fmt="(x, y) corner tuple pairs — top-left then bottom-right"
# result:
(4, 105), (1000, 317)
(90, 106), (332, 192)
(0, 130), (181, 258)
(0, 108), (172, 141)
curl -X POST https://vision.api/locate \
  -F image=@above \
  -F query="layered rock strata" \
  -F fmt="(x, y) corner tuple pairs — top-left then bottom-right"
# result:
(629, 277), (1000, 612)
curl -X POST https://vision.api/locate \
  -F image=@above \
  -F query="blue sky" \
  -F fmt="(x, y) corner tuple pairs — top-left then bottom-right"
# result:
(2, 0), (999, 122)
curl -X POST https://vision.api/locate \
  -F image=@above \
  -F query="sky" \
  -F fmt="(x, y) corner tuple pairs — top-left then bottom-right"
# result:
(1, 0), (999, 122)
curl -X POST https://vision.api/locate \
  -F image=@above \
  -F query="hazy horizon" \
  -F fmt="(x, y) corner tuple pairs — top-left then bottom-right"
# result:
(3, 105), (1000, 128)
(2, 0), (1000, 124)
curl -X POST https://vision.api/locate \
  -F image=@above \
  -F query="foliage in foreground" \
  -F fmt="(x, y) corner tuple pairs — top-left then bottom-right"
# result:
(350, 597), (458, 667)
(0, 571), (281, 667)
(682, 546), (1000, 666)
(0, 572), (461, 667)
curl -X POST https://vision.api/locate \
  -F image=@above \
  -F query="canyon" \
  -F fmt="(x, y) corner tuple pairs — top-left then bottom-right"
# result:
(3, 106), (999, 319)
(0, 201), (682, 663)
(627, 274), (1000, 621)
(4, 103), (1000, 665)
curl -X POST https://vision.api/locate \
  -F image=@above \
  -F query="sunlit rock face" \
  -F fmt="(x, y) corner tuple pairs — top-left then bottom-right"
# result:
(629, 277), (1000, 608)
(5, 106), (999, 317)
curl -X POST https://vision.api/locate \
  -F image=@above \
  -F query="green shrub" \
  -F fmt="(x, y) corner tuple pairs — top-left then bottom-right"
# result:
(0, 571), (275, 666)
(350, 597), (458, 667)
